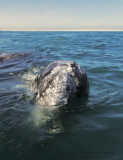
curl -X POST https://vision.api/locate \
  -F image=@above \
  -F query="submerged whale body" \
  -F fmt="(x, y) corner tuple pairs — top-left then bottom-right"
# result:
(0, 53), (29, 63)
(31, 60), (89, 107)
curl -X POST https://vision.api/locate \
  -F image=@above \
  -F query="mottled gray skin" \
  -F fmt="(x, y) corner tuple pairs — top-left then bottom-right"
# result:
(31, 60), (89, 107)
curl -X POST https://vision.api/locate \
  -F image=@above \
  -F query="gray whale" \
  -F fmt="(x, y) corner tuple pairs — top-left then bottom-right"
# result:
(31, 60), (89, 107)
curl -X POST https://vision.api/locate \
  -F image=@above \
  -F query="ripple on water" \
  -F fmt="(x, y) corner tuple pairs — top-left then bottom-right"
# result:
(0, 31), (123, 160)
(94, 43), (107, 49)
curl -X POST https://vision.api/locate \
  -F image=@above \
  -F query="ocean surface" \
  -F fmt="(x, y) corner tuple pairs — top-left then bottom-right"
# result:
(0, 31), (123, 160)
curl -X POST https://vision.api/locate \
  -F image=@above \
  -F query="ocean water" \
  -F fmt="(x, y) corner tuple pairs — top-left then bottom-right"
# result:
(0, 31), (123, 160)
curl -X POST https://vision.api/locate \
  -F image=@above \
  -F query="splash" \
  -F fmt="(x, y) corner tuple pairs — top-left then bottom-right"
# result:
(20, 66), (44, 83)
(27, 104), (64, 135)
(29, 104), (57, 127)
(19, 65), (64, 135)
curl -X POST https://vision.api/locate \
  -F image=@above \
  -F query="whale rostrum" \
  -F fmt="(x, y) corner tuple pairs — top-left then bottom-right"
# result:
(30, 60), (89, 107)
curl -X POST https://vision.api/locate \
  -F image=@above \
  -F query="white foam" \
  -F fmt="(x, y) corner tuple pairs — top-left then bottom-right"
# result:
(20, 66), (44, 82)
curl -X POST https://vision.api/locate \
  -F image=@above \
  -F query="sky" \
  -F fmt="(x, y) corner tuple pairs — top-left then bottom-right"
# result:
(0, 0), (123, 31)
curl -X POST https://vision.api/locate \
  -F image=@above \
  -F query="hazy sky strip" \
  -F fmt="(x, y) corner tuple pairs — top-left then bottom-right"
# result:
(0, 0), (123, 30)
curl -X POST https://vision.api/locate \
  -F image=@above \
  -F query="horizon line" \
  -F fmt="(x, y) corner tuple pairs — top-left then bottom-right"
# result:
(1, 29), (123, 32)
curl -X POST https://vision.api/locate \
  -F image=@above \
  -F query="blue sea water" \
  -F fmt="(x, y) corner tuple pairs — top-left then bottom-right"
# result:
(0, 31), (123, 160)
